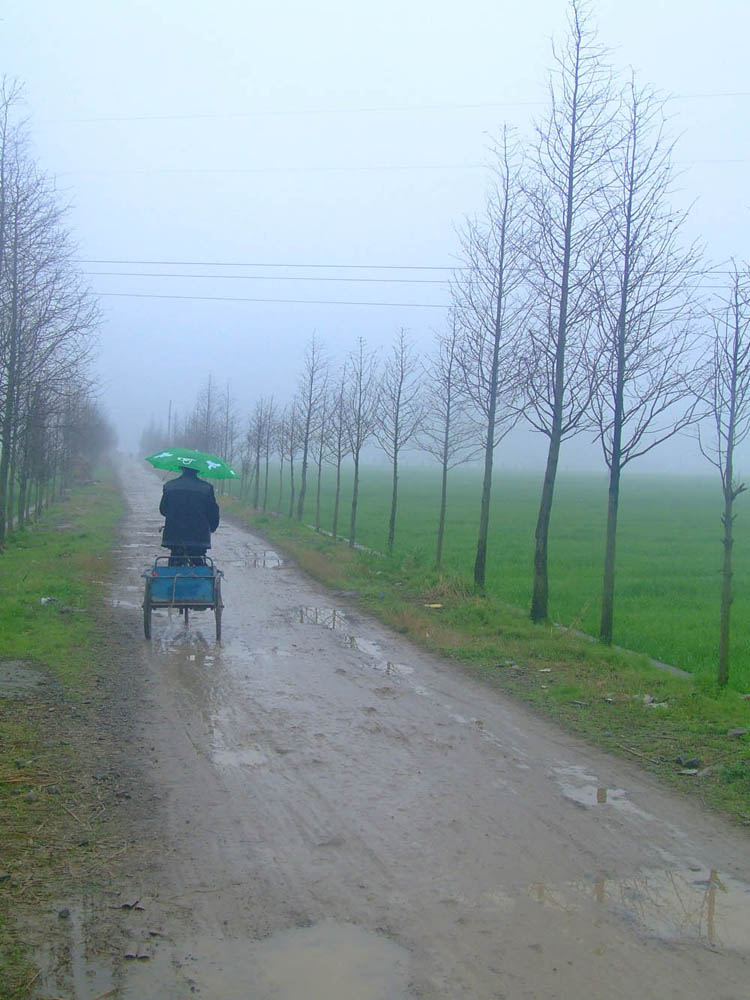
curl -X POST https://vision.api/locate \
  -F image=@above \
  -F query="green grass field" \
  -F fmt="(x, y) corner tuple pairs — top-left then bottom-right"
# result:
(0, 473), (124, 999)
(252, 464), (749, 691)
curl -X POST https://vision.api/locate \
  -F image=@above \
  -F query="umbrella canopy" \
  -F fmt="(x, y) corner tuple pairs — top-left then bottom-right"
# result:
(145, 448), (238, 479)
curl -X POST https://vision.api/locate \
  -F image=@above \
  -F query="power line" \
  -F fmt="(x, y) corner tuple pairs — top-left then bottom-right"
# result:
(85, 269), (732, 290)
(77, 258), (464, 271)
(97, 291), (446, 308)
(78, 257), (742, 276)
(85, 270), (449, 285)
(58, 162), (486, 175)
(56, 157), (750, 176)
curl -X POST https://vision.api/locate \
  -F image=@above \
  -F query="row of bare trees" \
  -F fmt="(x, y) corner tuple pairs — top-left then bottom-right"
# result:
(449, 1), (750, 686)
(150, 260), (750, 687)
(140, 3), (750, 686)
(0, 80), (107, 544)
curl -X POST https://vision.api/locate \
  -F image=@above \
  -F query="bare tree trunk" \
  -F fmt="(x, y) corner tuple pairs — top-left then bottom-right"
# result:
(276, 459), (284, 514)
(420, 322), (475, 569)
(718, 480), (735, 688)
(263, 419), (271, 512)
(600, 294), (627, 643)
(387, 451), (398, 555)
(252, 437), (261, 508)
(436, 454), (449, 569)
(349, 453), (360, 548)
(600, 462), (621, 643)
(531, 430), (562, 621)
(332, 457), (342, 538)
(288, 453), (296, 519)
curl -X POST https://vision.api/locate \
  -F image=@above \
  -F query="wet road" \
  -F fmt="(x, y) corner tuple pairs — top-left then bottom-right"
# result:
(95, 462), (750, 997)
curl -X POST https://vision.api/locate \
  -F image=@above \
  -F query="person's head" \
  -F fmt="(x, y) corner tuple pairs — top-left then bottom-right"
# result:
(180, 466), (199, 477)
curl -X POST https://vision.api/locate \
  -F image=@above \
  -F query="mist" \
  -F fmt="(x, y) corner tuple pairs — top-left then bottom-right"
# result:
(2, 0), (749, 473)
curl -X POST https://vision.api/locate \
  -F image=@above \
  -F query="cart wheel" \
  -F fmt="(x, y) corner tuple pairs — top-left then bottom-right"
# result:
(214, 579), (223, 641)
(143, 594), (152, 640)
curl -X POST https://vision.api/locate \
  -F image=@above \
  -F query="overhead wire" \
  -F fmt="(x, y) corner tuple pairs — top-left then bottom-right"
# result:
(78, 258), (741, 277)
(97, 291), (446, 308)
(76, 258), (466, 270)
(84, 270), (450, 284)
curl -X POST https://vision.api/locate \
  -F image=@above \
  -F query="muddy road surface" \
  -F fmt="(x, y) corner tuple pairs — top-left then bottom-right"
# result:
(38, 461), (750, 998)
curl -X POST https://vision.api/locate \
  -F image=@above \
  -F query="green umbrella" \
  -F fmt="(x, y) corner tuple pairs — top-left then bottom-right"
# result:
(145, 447), (238, 479)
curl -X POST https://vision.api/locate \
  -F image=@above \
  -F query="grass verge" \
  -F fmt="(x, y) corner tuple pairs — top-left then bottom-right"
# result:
(224, 497), (750, 827)
(0, 472), (125, 1000)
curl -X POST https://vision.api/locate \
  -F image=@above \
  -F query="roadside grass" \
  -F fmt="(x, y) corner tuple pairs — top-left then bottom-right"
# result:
(240, 466), (750, 691)
(224, 497), (750, 826)
(0, 474), (124, 1000)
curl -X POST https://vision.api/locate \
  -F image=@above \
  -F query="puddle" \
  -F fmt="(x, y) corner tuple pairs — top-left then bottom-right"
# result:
(245, 920), (410, 998)
(553, 763), (654, 820)
(372, 661), (414, 678)
(117, 920), (410, 999)
(246, 548), (284, 568)
(252, 922), (409, 998)
(527, 867), (750, 954)
(35, 901), (116, 999)
(299, 606), (347, 629)
(347, 635), (381, 657)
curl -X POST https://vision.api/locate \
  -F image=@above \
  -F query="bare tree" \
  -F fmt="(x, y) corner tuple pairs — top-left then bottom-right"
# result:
(246, 399), (265, 508)
(523, 0), (620, 622)
(345, 337), (379, 548)
(285, 401), (301, 519)
(454, 129), (528, 590)
(593, 77), (702, 644)
(375, 329), (423, 554)
(184, 373), (220, 452)
(217, 381), (239, 495)
(0, 87), (98, 540)
(262, 396), (276, 511)
(295, 333), (327, 521)
(274, 408), (288, 514)
(697, 264), (750, 687)
(312, 382), (332, 532)
(420, 319), (477, 568)
(328, 363), (350, 539)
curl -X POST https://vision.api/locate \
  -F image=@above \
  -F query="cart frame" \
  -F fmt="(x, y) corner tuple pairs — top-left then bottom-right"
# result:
(141, 556), (224, 640)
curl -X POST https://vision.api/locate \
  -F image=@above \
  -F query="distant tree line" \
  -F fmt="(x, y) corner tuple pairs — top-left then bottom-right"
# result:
(0, 80), (111, 545)
(140, 1), (750, 687)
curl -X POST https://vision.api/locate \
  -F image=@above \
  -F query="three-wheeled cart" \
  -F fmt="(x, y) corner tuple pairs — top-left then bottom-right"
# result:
(141, 556), (224, 640)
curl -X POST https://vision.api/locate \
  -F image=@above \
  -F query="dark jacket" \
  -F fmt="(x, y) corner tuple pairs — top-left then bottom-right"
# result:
(159, 470), (220, 549)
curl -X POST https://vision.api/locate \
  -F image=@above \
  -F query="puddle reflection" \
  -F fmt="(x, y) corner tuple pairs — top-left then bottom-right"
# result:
(527, 867), (750, 954)
(247, 548), (284, 568)
(35, 901), (116, 999)
(300, 606), (347, 629)
(553, 763), (654, 820)
(117, 920), (411, 999)
(347, 635), (381, 657)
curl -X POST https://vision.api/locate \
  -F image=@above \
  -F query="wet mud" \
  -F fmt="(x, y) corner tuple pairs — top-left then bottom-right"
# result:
(32, 459), (750, 998)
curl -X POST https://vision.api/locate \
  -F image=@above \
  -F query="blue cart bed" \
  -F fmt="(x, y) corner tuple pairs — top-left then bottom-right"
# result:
(142, 557), (224, 639)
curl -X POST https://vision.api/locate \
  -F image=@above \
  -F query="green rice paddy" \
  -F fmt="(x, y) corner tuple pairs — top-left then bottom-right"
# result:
(262, 465), (750, 691)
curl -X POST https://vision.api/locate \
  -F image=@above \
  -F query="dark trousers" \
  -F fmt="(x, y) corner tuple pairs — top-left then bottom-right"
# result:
(167, 545), (207, 566)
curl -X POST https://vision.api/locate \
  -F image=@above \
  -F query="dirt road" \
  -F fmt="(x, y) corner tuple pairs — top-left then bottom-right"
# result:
(38, 461), (750, 998)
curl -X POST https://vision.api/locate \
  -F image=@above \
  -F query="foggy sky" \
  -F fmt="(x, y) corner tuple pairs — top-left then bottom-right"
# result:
(2, 0), (749, 472)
